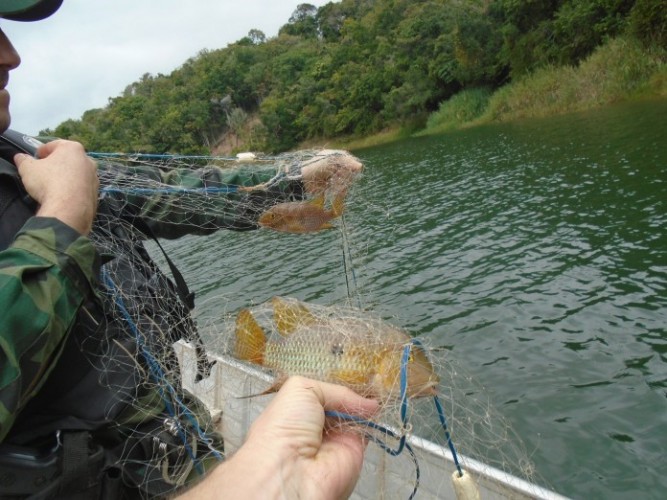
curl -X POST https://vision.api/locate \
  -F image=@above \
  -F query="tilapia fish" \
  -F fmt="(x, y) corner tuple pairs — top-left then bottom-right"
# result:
(234, 297), (439, 401)
(258, 194), (345, 233)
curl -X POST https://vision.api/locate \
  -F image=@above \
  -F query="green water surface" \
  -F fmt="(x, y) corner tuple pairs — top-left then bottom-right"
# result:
(163, 98), (667, 499)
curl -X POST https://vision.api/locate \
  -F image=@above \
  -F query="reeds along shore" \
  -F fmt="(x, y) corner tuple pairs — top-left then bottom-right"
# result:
(422, 37), (667, 137)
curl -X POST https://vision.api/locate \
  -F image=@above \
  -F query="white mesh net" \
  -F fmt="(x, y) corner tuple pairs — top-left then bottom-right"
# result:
(65, 149), (362, 496)
(75, 148), (552, 498)
(199, 296), (551, 499)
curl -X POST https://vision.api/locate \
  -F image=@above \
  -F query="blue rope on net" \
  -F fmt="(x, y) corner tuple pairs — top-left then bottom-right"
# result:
(90, 152), (238, 161)
(101, 269), (224, 474)
(100, 186), (240, 196)
(325, 338), (464, 499)
(88, 152), (282, 162)
(411, 339), (464, 478)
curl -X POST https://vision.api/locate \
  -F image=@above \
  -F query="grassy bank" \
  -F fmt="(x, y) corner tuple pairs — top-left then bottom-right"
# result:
(299, 127), (412, 152)
(419, 37), (666, 138)
(297, 37), (666, 153)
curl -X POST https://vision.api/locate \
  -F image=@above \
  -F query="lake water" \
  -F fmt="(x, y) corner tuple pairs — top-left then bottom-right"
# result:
(160, 98), (667, 499)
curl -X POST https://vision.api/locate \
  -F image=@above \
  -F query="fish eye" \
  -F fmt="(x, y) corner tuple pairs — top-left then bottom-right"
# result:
(331, 343), (344, 356)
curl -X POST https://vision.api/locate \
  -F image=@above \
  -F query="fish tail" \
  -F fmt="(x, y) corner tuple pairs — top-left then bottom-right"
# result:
(234, 308), (266, 364)
(331, 193), (346, 217)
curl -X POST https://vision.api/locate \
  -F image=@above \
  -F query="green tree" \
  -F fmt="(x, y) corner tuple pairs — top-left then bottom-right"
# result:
(46, 0), (659, 154)
(628, 0), (667, 49)
(280, 3), (319, 39)
(248, 29), (267, 45)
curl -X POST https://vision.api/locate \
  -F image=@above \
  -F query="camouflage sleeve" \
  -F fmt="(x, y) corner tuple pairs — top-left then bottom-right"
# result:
(97, 160), (305, 239)
(0, 217), (98, 442)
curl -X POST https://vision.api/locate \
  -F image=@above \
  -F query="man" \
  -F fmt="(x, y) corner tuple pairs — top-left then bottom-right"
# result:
(0, 2), (368, 498)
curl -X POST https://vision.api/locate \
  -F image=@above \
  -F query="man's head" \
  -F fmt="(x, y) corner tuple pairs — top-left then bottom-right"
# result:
(0, 0), (64, 132)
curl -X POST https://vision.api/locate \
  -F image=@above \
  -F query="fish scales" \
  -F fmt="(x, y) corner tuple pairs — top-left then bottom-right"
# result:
(264, 326), (379, 388)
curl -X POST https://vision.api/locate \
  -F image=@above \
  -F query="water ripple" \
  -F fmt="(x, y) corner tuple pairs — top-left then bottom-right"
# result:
(159, 100), (667, 500)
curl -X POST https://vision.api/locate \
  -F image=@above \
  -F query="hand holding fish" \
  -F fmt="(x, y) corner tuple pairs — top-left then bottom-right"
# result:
(178, 376), (378, 500)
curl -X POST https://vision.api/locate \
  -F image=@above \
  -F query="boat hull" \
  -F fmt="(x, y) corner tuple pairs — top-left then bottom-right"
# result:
(175, 341), (568, 499)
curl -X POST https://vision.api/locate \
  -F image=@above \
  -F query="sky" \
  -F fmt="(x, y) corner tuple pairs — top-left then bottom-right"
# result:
(3, 0), (332, 136)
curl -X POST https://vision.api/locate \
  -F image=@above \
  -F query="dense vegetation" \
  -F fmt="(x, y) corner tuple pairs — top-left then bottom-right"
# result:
(46, 0), (666, 154)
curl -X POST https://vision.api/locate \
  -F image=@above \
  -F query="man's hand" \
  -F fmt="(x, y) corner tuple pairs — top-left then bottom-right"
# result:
(179, 376), (379, 500)
(15, 140), (99, 235)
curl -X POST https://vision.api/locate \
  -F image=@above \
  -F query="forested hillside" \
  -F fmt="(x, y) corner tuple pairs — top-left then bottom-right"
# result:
(45, 0), (666, 153)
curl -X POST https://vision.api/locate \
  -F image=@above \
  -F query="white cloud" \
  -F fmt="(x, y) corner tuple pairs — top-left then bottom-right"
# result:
(3, 0), (332, 135)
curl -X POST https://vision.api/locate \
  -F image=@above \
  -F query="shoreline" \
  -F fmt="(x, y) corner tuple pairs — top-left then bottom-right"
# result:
(303, 93), (666, 153)
(299, 37), (666, 153)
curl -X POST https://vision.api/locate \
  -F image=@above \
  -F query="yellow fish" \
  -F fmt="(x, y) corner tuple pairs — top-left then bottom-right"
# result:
(258, 194), (345, 233)
(234, 297), (439, 401)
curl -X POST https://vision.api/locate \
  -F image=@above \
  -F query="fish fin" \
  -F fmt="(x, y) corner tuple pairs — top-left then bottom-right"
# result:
(257, 210), (273, 227)
(319, 222), (334, 230)
(234, 308), (266, 364)
(236, 376), (286, 399)
(331, 369), (369, 386)
(310, 194), (326, 209)
(271, 296), (317, 336)
(331, 193), (346, 217)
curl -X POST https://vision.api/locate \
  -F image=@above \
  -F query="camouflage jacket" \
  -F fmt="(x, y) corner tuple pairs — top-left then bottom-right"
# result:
(0, 216), (97, 442)
(0, 155), (304, 494)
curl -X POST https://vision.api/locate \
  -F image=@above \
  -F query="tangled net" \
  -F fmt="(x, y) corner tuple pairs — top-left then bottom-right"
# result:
(66, 148), (552, 498)
(198, 296), (550, 500)
(59, 149), (360, 496)
(94, 149), (356, 237)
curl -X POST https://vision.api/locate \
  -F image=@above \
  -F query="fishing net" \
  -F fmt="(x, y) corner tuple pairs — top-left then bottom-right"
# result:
(68, 146), (554, 498)
(94, 149), (356, 238)
(194, 296), (553, 500)
(48, 148), (362, 497)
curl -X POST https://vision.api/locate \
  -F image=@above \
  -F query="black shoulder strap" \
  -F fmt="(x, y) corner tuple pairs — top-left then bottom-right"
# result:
(0, 160), (19, 216)
(0, 129), (42, 160)
(0, 129), (40, 212)
(0, 159), (37, 251)
(128, 216), (215, 380)
(129, 216), (196, 311)
(0, 131), (46, 250)
(0, 159), (37, 209)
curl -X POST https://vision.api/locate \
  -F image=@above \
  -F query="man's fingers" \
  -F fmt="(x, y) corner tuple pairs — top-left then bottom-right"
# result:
(36, 139), (88, 159)
(35, 139), (63, 158)
(287, 376), (379, 419)
(13, 152), (32, 166)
